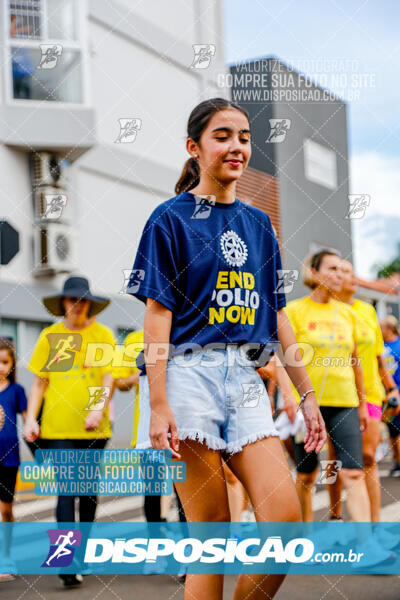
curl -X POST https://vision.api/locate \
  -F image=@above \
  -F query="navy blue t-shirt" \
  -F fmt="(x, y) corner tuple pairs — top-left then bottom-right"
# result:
(127, 192), (286, 370)
(383, 337), (400, 390)
(0, 382), (27, 467)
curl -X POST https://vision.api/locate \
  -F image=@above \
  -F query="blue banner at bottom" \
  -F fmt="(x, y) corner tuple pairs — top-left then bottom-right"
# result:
(0, 522), (399, 575)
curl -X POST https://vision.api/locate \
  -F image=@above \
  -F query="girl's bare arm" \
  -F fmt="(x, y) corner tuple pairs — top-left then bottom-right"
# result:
(24, 375), (48, 441)
(144, 298), (180, 458)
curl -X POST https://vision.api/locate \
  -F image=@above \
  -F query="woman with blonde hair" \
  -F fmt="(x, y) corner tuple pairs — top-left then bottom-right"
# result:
(285, 249), (373, 527)
(326, 260), (400, 523)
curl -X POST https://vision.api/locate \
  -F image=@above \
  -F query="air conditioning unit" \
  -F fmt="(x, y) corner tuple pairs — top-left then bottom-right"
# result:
(33, 223), (75, 276)
(33, 186), (69, 222)
(30, 151), (69, 188)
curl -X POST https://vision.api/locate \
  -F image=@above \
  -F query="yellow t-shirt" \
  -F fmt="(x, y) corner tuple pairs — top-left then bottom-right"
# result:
(113, 330), (143, 447)
(27, 320), (116, 439)
(284, 296), (359, 407)
(351, 299), (385, 406)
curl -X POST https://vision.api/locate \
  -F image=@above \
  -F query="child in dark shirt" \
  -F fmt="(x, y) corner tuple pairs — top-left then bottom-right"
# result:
(0, 338), (28, 581)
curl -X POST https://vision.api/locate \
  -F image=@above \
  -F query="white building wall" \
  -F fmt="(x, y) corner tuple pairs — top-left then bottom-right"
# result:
(75, 168), (162, 300)
(87, 20), (201, 164)
(0, 0), (228, 447)
(69, 0), (229, 297)
(116, 0), (198, 40)
(0, 0), (228, 294)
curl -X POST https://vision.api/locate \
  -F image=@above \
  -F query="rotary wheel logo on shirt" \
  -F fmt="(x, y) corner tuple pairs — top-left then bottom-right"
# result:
(220, 230), (248, 267)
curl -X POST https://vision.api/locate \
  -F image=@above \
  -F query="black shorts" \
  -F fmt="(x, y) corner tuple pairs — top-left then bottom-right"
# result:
(0, 465), (19, 503)
(292, 406), (363, 474)
(387, 412), (400, 439)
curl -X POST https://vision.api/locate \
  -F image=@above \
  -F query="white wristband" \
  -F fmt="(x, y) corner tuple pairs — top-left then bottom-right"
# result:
(299, 389), (315, 405)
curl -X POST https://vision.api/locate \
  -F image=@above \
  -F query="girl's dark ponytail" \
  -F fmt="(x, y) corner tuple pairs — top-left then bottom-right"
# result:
(175, 156), (200, 195)
(175, 97), (249, 196)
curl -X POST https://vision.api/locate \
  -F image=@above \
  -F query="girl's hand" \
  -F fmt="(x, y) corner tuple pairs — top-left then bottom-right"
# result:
(150, 403), (181, 459)
(301, 395), (326, 453)
(24, 417), (40, 442)
(85, 409), (104, 431)
(358, 401), (369, 433)
(282, 394), (298, 424)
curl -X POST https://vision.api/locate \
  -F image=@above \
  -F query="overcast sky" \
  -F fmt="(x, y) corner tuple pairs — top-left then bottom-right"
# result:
(223, 0), (400, 278)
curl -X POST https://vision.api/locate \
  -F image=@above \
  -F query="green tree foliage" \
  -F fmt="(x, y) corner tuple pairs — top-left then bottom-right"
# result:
(376, 242), (400, 278)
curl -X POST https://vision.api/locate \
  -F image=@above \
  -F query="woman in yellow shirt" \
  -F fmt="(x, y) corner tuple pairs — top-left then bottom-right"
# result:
(327, 260), (400, 522)
(23, 276), (116, 588)
(285, 249), (370, 523)
(113, 329), (143, 448)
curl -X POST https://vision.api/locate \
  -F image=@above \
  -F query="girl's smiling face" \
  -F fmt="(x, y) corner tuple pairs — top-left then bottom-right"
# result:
(187, 108), (251, 186)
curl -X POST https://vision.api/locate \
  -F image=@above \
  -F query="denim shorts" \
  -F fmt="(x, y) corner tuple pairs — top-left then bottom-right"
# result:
(136, 344), (279, 454)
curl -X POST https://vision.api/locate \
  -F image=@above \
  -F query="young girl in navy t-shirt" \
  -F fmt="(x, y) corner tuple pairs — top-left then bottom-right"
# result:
(127, 98), (326, 599)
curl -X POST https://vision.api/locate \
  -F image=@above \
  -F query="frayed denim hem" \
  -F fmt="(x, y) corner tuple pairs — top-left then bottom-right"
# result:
(178, 429), (226, 451)
(135, 430), (226, 451)
(225, 430), (279, 455)
(135, 429), (279, 454)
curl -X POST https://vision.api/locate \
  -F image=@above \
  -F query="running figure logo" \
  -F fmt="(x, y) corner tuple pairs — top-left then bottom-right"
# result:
(43, 193), (67, 220)
(191, 194), (216, 219)
(266, 119), (291, 143)
(274, 269), (299, 294)
(345, 194), (370, 219)
(120, 269), (135, 294)
(37, 44), (63, 69)
(318, 460), (342, 484)
(190, 44), (216, 69)
(42, 529), (82, 567)
(127, 269), (146, 294)
(240, 384), (264, 408)
(86, 386), (111, 411)
(114, 118), (142, 144)
(41, 334), (82, 372)
(220, 230), (248, 267)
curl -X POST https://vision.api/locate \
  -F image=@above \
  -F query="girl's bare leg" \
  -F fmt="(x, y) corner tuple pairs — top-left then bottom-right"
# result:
(295, 469), (319, 522)
(391, 435), (400, 463)
(174, 439), (231, 600)
(222, 461), (249, 521)
(283, 437), (295, 464)
(340, 469), (371, 521)
(362, 417), (381, 522)
(0, 502), (14, 580)
(160, 493), (173, 520)
(226, 436), (302, 600)
(326, 438), (343, 519)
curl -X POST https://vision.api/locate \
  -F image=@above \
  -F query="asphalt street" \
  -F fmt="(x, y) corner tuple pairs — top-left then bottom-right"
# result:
(2, 458), (399, 599)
